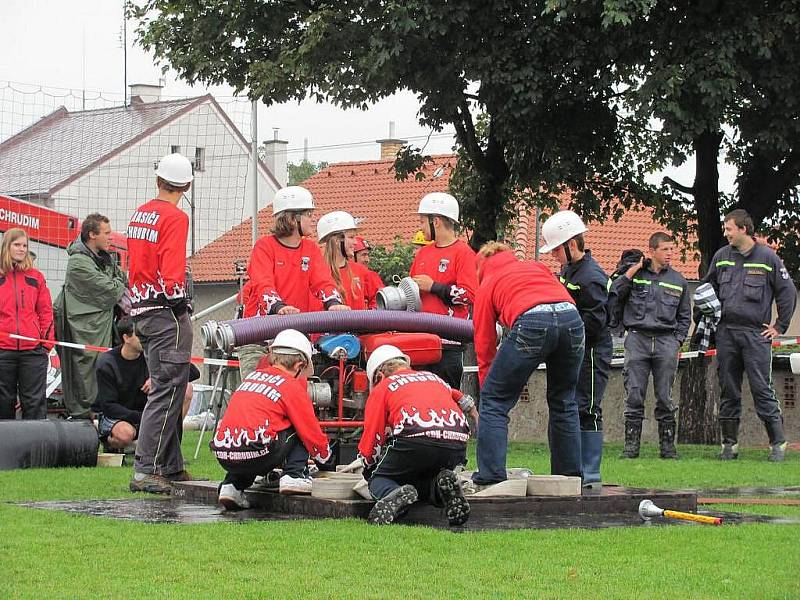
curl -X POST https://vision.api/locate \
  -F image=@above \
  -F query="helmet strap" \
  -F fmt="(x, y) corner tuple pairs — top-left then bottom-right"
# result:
(428, 216), (436, 243)
(339, 236), (347, 260)
(564, 243), (573, 264)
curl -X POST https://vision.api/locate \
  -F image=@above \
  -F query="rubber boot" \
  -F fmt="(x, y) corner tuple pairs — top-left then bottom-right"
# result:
(580, 430), (603, 488)
(619, 421), (642, 459)
(658, 420), (679, 459)
(765, 419), (787, 462)
(719, 419), (739, 460)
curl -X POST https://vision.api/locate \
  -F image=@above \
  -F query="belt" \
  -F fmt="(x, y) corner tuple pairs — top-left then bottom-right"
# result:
(524, 301), (575, 314)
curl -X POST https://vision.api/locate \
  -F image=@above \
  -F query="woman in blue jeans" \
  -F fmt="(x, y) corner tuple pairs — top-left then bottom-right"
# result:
(472, 242), (585, 484)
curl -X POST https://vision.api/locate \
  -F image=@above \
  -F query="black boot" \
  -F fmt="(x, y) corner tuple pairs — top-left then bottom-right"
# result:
(765, 419), (787, 462)
(658, 420), (678, 459)
(619, 421), (642, 459)
(719, 419), (739, 460)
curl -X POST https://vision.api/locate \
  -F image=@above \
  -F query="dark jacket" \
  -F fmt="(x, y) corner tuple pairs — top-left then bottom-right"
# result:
(559, 250), (610, 346)
(704, 242), (797, 333)
(610, 262), (691, 342)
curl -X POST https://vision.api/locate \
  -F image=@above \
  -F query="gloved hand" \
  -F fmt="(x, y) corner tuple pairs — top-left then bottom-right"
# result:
(339, 457), (365, 474)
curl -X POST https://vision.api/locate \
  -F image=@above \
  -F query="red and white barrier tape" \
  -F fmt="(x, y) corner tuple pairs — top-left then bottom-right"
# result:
(4, 330), (798, 373)
(462, 336), (800, 373)
(0, 331), (241, 368)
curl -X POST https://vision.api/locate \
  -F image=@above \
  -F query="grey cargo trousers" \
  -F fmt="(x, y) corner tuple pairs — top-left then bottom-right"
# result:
(133, 308), (192, 476)
(622, 330), (681, 423)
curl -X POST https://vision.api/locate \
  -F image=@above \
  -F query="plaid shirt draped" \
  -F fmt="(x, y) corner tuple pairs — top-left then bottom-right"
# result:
(692, 283), (721, 352)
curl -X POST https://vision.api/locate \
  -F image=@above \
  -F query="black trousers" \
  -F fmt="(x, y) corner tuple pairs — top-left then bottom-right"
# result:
(368, 437), (467, 502)
(216, 428), (310, 491)
(575, 333), (613, 431)
(425, 345), (464, 390)
(0, 347), (47, 419)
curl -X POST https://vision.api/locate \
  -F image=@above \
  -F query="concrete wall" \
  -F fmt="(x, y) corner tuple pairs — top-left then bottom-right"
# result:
(503, 360), (799, 447)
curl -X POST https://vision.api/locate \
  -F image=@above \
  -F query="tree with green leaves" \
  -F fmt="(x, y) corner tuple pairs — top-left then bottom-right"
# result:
(551, 0), (800, 443)
(365, 239), (416, 287)
(287, 159), (329, 186)
(130, 0), (655, 249)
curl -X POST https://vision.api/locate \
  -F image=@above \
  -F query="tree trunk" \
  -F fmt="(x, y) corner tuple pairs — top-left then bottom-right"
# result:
(678, 130), (724, 444)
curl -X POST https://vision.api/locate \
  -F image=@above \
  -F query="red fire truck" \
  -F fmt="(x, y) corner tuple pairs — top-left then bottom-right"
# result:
(0, 194), (128, 276)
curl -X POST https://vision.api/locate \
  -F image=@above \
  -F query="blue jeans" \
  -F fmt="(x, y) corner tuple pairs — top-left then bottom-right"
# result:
(474, 305), (585, 484)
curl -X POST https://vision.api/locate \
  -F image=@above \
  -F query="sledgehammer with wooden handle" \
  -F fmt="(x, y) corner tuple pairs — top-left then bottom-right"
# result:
(638, 499), (723, 525)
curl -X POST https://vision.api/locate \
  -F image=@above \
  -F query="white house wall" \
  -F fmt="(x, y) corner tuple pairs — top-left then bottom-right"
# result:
(51, 102), (278, 257)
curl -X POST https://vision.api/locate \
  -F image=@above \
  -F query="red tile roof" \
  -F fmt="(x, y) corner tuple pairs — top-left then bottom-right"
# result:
(190, 154), (456, 282)
(519, 199), (701, 280)
(190, 153), (701, 282)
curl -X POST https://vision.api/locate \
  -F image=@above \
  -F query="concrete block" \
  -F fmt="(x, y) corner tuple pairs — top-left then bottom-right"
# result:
(526, 475), (581, 496)
(97, 453), (124, 467)
(311, 473), (362, 500)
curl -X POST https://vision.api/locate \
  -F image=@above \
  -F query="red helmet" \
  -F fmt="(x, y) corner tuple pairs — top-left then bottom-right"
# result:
(353, 236), (371, 254)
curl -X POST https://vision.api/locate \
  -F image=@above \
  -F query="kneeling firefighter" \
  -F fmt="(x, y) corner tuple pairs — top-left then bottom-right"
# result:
(540, 211), (612, 487)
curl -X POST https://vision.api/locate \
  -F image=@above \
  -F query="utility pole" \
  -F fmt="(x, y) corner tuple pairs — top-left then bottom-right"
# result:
(122, 2), (128, 107)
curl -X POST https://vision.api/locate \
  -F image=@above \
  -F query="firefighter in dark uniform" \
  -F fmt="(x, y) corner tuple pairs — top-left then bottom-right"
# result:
(540, 211), (612, 487)
(610, 232), (691, 459)
(704, 209), (797, 462)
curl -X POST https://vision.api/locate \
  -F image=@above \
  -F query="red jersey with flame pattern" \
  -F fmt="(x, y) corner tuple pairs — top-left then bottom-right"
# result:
(409, 240), (477, 319)
(126, 199), (188, 312)
(244, 235), (342, 317)
(357, 368), (469, 467)
(210, 365), (331, 463)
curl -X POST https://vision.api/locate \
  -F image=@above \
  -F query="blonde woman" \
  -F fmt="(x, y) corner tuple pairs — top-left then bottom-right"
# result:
(317, 211), (371, 310)
(0, 228), (54, 419)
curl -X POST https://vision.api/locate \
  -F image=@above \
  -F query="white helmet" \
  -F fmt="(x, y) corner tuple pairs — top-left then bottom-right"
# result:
(155, 153), (193, 185)
(417, 192), (459, 223)
(269, 329), (314, 365)
(272, 186), (315, 215)
(317, 211), (358, 242)
(366, 344), (410, 388)
(539, 210), (588, 253)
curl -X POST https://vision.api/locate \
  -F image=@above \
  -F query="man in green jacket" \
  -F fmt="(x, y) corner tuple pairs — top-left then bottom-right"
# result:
(55, 213), (127, 419)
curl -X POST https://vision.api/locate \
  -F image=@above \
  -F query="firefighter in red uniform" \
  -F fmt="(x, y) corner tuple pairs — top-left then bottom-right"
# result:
(352, 236), (384, 308)
(354, 345), (472, 526)
(318, 211), (374, 310)
(126, 153), (195, 494)
(237, 186), (349, 377)
(409, 193), (477, 389)
(472, 242), (585, 485)
(212, 329), (332, 509)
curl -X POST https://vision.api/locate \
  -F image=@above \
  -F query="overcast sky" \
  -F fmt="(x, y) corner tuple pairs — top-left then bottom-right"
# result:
(0, 0), (734, 191)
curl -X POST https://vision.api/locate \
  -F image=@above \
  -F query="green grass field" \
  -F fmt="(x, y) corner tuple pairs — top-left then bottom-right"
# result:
(1, 435), (798, 599)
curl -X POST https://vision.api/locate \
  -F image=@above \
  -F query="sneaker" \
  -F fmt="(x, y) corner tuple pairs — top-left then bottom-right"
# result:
(719, 443), (739, 461)
(129, 473), (172, 495)
(218, 483), (250, 510)
(279, 474), (313, 495)
(368, 484), (418, 525)
(768, 442), (787, 462)
(435, 469), (470, 526)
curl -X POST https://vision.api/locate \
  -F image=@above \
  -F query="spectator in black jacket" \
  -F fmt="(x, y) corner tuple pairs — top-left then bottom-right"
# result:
(92, 316), (197, 450)
(540, 211), (612, 488)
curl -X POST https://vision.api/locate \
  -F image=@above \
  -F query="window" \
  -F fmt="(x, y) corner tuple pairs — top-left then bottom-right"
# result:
(195, 147), (205, 172)
(170, 145), (181, 154)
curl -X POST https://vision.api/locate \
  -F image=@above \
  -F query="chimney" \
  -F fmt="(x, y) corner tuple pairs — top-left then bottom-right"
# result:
(263, 128), (289, 188)
(376, 121), (407, 160)
(129, 83), (163, 104)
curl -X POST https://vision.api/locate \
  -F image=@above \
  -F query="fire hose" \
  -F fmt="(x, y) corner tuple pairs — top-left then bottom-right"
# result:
(204, 310), (474, 352)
